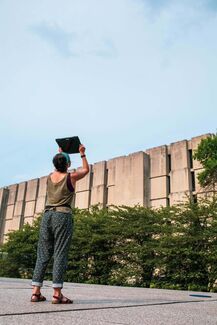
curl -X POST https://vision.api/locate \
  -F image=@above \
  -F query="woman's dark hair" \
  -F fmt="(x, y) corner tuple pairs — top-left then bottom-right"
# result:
(53, 153), (68, 172)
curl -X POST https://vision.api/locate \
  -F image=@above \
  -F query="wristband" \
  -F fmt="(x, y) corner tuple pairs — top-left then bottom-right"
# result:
(81, 154), (86, 158)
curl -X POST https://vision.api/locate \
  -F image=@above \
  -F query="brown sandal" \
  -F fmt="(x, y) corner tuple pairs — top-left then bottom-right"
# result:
(31, 293), (46, 302)
(52, 294), (73, 304)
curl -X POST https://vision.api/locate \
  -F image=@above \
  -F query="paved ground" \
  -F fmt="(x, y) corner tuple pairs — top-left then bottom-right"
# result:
(1, 277), (217, 325)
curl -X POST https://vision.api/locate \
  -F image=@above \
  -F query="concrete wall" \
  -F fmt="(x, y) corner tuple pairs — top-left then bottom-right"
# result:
(169, 140), (191, 205)
(107, 151), (148, 207)
(23, 179), (39, 225)
(146, 145), (168, 208)
(75, 165), (93, 209)
(90, 161), (107, 207)
(0, 188), (9, 244)
(0, 133), (214, 242)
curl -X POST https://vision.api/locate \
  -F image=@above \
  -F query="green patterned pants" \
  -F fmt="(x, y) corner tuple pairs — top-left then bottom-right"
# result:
(32, 210), (73, 288)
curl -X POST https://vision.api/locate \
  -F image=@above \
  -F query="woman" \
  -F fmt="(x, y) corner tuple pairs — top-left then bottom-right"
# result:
(31, 144), (89, 304)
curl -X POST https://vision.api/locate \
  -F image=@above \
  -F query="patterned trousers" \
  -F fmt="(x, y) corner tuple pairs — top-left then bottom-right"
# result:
(32, 210), (73, 288)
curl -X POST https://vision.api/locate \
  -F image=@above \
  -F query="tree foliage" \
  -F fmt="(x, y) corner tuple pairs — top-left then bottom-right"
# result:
(1, 200), (217, 292)
(193, 134), (217, 189)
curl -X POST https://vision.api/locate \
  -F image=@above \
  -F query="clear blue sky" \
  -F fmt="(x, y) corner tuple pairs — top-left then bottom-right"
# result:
(0, 0), (217, 187)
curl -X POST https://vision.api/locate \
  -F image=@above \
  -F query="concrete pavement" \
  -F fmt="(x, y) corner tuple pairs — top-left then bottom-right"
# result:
(1, 277), (217, 324)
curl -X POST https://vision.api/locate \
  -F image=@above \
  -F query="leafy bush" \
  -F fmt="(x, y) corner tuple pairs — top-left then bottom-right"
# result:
(1, 199), (217, 292)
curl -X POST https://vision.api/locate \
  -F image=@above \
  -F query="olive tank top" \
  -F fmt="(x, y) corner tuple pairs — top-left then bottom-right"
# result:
(46, 173), (74, 208)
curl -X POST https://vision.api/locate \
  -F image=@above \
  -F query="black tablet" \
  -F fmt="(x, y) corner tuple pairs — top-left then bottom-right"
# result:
(56, 136), (81, 154)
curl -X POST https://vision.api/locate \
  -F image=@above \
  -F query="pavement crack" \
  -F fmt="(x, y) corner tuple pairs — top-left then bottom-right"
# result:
(1, 299), (217, 318)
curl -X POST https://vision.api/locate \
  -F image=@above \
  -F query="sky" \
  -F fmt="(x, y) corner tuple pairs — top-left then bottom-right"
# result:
(0, 0), (217, 187)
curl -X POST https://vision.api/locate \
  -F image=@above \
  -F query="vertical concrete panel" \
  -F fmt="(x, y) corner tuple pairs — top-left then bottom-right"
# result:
(9, 216), (22, 231)
(25, 179), (39, 202)
(90, 185), (106, 207)
(3, 220), (12, 243)
(14, 201), (24, 217)
(107, 159), (116, 186)
(16, 182), (27, 201)
(170, 169), (191, 193)
(2, 183), (25, 241)
(150, 177), (168, 200)
(107, 152), (145, 207)
(170, 140), (189, 170)
(35, 176), (48, 215)
(5, 205), (15, 220)
(0, 189), (6, 207)
(35, 196), (46, 214)
(2, 216), (22, 243)
(75, 191), (90, 209)
(24, 201), (36, 218)
(75, 165), (92, 209)
(144, 154), (150, 207)
(146, 145), (168, 177)
(146, 146), (168, 207)
(37, 176), (48, 197)
(92, 161), (106, 186)
(13, 182), (27, 228)
(107, 186), (115, 206)
(169, 140), (191, 205)
(5, 184), (18, 228)
(7, 184), (18, 205)
(90, 161), (107, 207)
(0, 188), (9, 244)
(23, 178), (39, 223)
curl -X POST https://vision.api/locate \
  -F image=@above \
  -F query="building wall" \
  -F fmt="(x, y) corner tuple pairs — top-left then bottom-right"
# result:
(0, 133), (213, 243)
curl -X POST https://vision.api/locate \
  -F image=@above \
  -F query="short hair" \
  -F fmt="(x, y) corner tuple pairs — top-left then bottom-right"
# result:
(53, 153), (69, 172)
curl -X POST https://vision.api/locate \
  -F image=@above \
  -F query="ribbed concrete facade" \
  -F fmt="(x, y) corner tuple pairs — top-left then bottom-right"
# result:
(0, 133), (213, 243)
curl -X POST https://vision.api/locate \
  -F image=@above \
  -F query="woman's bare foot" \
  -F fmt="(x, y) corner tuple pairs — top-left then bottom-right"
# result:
(31, 293), (46, 302)
(52, 293), (73, 304)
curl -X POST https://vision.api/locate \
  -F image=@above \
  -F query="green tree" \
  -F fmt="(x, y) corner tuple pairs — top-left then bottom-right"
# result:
(1, 201), (217, 292)
(66, 205), (120, 284)
(153, 199), (217, 292)
(193, 134), (217, 190)
(0, 217), (41, 278)
(107, 205), (160, 287)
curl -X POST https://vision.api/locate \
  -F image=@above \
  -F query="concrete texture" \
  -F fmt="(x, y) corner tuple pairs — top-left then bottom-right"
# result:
(90, 161), (107, 207)
(16, 182), (27, 202)
(5, 205), (14, 220)
(75, 191), (91, 209)
(107, 152), (147, 207)
(7, 185), (18, 206)
(150, 176), (168, 200)
(25, 179), (39, 202)
(24, 201), (36, 218)
(23, 217), (35, 226)
(1, 278), (217, 325)
(35, 196), (46, 215)
(0, 188), (8, 243)
(151, 198), (168, 208)
(75, 165), (93, 209)
(146, 145), (168, 178)
(0, 133), (216, 242)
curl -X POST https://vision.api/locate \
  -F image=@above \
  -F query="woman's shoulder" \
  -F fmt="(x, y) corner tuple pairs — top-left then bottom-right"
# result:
(49, 171), (67, 184)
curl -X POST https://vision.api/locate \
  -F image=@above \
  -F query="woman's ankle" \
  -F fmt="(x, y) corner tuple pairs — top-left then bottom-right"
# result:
(54, 288), (62, 297)
(32, 285), (41, 294)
